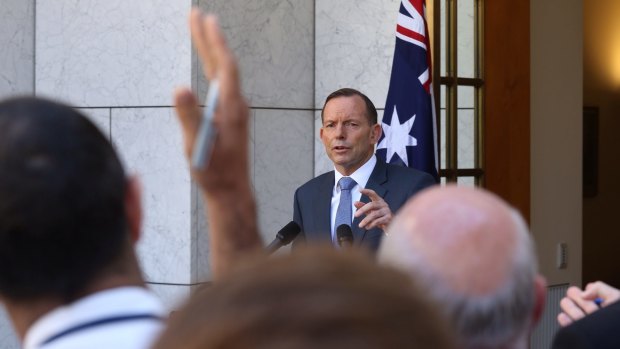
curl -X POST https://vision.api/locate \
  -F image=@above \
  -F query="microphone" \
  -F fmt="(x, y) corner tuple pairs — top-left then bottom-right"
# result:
(336, 224), (354, 248)
(266, 221), (301, 254)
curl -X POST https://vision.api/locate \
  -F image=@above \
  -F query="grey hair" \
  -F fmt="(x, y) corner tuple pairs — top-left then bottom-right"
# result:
(379, 209), (538, 349)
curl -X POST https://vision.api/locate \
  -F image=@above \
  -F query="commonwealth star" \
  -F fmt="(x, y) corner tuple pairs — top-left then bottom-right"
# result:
(377, 106), (418, 166)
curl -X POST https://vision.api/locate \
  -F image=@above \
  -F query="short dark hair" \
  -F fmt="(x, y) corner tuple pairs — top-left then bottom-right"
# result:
(321, 88), (378, 125)
(0, 97), (128, 302)
(153, 248), (455, 349)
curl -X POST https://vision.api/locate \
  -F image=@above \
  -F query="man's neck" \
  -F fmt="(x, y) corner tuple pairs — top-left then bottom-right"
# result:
(3, 261), (145, 340)
(336, 152), (375, 176)
(2, 298), (59, 340)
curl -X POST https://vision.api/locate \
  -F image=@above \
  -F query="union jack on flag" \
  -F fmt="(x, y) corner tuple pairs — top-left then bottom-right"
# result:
(376, 0), (439, 182)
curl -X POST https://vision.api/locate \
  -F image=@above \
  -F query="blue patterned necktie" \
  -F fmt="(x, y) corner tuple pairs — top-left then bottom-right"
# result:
(334, 177), (357, 243)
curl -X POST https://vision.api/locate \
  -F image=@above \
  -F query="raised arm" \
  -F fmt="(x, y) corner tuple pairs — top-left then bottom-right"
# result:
(174, 9), (262, 280)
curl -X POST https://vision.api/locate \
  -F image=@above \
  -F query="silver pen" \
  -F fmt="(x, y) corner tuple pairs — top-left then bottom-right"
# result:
(191, 79), (219, 169)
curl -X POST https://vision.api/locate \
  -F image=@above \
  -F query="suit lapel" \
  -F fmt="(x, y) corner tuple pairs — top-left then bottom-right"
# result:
(352, 159), (388, 243)
(314, 172), (334, 242)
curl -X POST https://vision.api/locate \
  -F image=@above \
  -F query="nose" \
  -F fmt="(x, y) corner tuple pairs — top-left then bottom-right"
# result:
(335, 123), (346, 139)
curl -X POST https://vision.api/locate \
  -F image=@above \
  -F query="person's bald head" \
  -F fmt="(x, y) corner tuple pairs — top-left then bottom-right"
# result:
(379, 186), (545, 349)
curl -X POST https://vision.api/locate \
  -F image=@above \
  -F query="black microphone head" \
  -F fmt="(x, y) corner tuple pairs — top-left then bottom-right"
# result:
(336, 224), (354, 242)
(276, 221), (301, 245)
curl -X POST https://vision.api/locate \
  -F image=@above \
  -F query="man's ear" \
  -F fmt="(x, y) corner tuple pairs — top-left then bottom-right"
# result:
(532, 275), (547, 327)
(370, 123), (382, 144)
(125, 175), (143, 244)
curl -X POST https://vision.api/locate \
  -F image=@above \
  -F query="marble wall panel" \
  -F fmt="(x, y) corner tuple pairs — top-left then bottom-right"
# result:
(193, 187), (211, 282)
(314, 111), (332, 177)
(0, 0), (34, 98)
(457, 109), (475, 168)
(197, 0), (314, 109)
(0, 305), (19, 349)
(458, 85), (475, 109)
(111, 107), (192, 284)
(147, 283), (191, 311)
(314, 110), (385, 177)
(315, 0), (400, 109)
(254, 109), (314, 243)
(191, 109), (255, 282)
(36, 0), (191, 107)
(457, 0), (476, 78)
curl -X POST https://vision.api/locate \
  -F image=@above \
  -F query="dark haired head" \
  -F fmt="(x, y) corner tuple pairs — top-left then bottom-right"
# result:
(0, 97), (128, 302)
(321, 88), (378, 125)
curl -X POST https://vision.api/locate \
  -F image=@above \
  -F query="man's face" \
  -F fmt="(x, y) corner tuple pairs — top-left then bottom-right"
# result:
(320, 95), (381, 175)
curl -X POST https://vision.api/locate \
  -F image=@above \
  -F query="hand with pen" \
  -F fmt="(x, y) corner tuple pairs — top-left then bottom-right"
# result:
(173, 8), (261, 279)
(175, 9), (251, 194)
(557, 281), (620, 327)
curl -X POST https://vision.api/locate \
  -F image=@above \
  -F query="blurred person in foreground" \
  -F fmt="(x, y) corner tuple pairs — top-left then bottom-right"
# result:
(0, 97), (165, 349)
(152, 248), (455, 349)
(379, 186), (547, 349)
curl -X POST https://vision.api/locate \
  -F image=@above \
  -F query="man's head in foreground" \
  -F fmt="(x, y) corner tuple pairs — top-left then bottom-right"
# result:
(0, 97), (143, 335)
(379, 186), (546, 349)
(153, 247), (455, 349)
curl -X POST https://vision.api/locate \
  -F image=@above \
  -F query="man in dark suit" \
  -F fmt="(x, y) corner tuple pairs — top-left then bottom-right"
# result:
(552, 281), (620, 348)
(293, 88), (435, 251)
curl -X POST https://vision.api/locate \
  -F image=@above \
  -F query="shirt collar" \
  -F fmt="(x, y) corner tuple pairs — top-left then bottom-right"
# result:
(333, 155), (377, 193)
(24, 287), (165, 349)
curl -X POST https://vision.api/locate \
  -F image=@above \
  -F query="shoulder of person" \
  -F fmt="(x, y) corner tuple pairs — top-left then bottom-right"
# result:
(295, 171), (334, 195)
(384, 163), (435, 182)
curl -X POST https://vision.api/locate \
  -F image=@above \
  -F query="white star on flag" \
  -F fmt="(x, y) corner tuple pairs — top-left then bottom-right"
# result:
(377, 106), (418, 167)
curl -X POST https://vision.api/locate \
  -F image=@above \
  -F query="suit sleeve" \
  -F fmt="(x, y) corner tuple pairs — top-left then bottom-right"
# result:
(551, 325), (589, 349)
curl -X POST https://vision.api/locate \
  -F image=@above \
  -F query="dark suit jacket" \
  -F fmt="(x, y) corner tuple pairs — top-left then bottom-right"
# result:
(292, 158), (436, 252)
(552, 301), (620, 349)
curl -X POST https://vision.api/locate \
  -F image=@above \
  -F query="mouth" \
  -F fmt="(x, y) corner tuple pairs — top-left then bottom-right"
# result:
(333, 145), (349, 153)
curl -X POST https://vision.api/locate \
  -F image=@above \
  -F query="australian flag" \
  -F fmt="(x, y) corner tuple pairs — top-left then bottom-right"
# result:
(376, 0), (439, 182)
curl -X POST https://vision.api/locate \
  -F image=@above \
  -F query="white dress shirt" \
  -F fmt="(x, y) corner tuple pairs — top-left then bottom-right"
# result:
(330, 155), (377, 242)
(24, 287), (165, 349)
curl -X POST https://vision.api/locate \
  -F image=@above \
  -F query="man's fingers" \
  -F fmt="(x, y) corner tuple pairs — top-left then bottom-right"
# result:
(583, 281), (620, 306)
(205, 16), (230, 78)
(559, 297), (587, 322)
(358, 206), (391, 229)
(354, 194), (392, 230)
(557, 312), (574, 327)
(361, 216), (389, 230)
(566, 286), (599, 315)
(354, 200), (388, 216)
(360, 188), (381, 201)
(566, 286), (585, 301)
(582, 282), (601, 300)
(354, 201), (375, 217)
(359, 213), (390, 230)
(358, 209), (382, 228)
(174, 87), (202, 157)
(190, 9), (216, 79)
